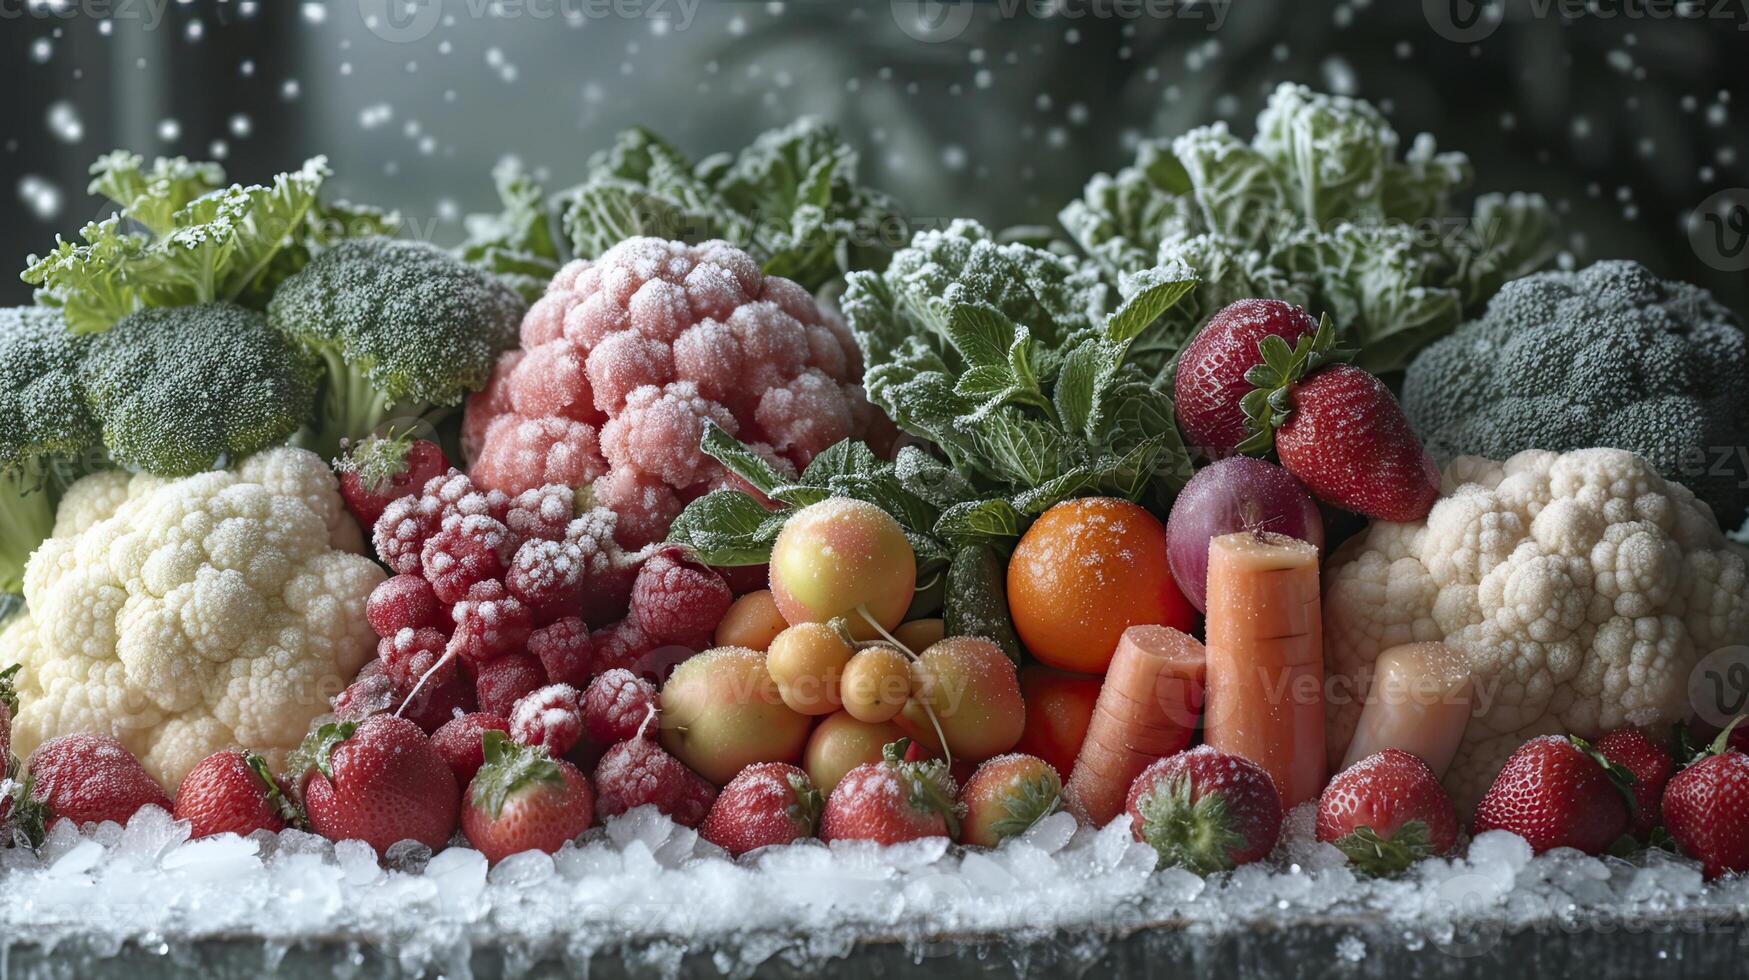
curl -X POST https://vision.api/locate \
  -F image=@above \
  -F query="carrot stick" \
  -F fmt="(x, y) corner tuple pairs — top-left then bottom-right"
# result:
(1062, 625), (1205, 827)
(1202, 530), (1325, 807)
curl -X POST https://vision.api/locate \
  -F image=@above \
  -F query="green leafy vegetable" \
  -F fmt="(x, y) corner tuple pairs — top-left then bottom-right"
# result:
(1058, 83), (1560, 381)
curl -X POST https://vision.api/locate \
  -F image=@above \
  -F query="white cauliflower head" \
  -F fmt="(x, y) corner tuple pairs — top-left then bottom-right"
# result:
(1, 447), (383, 788)
(1324, 448), (1749, 809)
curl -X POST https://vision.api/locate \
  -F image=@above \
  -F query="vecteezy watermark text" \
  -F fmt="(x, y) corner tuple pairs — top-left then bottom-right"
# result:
(1425, 0), (1749, 43)
(0, 0), (172, 29)
(361, 0), (702, 43)
(892, 0), (1230, 44)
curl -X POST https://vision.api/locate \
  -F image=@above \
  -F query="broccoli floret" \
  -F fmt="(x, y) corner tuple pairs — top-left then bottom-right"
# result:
(81, 303), (319, 476)
(267, 237), (526, 459)
(0, 307), (102, 601)
(1404, 260), (1749, 528)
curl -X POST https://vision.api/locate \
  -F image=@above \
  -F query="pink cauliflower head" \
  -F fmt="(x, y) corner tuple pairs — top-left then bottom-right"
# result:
(464, 237), (883, 548)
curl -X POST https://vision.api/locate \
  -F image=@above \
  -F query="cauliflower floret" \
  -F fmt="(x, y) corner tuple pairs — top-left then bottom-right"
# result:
(1325, 448), (1749, 811)
(0, 447), (384, 788)
(464, 238), (881, 547)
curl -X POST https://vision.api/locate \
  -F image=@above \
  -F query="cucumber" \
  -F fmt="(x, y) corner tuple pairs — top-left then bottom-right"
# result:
(944, 544), (1023, 664)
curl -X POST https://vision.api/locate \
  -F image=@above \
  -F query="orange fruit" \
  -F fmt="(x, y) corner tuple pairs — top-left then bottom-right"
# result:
(1006, 497), (1196, 674)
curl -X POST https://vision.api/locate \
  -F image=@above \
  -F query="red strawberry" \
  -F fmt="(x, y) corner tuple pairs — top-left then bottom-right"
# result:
(819, 738), (961, 845)
(475, 653), (548, 718)
(1269, 364), (1440, 522)
(461, 731), (594, 864)
(366, 574), (447, 639)
(27, 733), (172, 828)
(431, 712), (511, 785)
(1174, 299), (1319, 459)
(509, 683), (586, 757)
(1663, 746), (1749, 880)
(1597, 727), (1675, 840)
(592, 737), (717, 827)
(300, 714), (460, 854)
(1315, 749), (1457, 875)
(528, 618), (592, 687)
(1126, 746), (1282, 873)
(173, 750), (301, 839)
(336, 433), (450, 531)
(958, 753), (1062, 848)
(700, 762), (821, 856)
(1472, 735), (1634, 855)
(581, 668), (659, 745)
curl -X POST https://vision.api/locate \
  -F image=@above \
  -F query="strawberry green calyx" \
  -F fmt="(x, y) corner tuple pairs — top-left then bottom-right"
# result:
(3, 773), (49, 848)
(988, 770), (1064, 842)
(1135, 775), (1247, 875)
(471, 730), (564, 819)
(882, 738), (963, 839)
(1570, 734), (1640, 819)
(1235, 313), (1354, 456)
(786, 771), (824, 835)
(335, 430), (415, 495)
(311, 721), (360, 781)
(245, 750), (305, 828)
(1333, 822), (1433, 877)
(1701, 717), (1746, 760)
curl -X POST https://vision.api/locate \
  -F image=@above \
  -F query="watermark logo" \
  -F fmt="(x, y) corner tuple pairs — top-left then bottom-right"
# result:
(1689, 188), (1749, 273)
(1423, 0), (1504, 42)
(361, 0), (444, 43)
(1690, 646), (1749, 730)
(892, 0), (977, 42)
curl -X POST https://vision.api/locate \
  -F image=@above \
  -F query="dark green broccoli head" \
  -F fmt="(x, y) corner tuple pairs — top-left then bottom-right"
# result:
(0, 306), (100, 468)
(81, 303), (319, 476)
(1404, 260), (1748, 528)
(266, 237), (525, 456)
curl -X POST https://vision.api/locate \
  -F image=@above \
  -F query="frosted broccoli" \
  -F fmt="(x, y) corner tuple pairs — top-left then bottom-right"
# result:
(81, 303), (319, 477)
(267, 238), (527, 458)
(1403, 260), (1748, 529)
(463, 237), (885, 548)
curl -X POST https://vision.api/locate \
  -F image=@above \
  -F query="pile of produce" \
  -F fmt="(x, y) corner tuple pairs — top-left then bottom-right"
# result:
(3, 91), (1747, 943)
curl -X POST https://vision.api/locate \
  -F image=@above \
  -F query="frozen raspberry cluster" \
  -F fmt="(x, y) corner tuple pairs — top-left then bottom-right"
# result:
(463, 237), (889, 548)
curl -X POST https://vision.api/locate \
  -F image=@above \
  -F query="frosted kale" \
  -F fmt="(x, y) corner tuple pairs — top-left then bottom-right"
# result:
(1059, 83), (1560, 382)
(1403, 260), (1748, 529)
(267, 238), (526, 458)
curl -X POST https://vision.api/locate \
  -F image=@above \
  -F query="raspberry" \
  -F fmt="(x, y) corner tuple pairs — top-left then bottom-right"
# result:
(366, 574), (447, 638)
(592, 737), (717, 828)
(448, 580), (533, 664)
(505, 484), (578, 542)
(715, 563), (769, 597)
(430, 712), (511, 785)
(590, 466), (682, 550)
(333, 660), (401, 722)
(398, 671), (475, 734)
(475, 653), (548, 718)
(630, 551), (732, 645)
(422, 469), (511, 524)
(590, 618), (661, 682)
(373, 493), (443, 576)
(509, 684), (586, 757)
(422, 514), (517, 605)
(376, 627), (454, 690)
(528, 617), (592, 687)
(504, 537), (586, 622)
(581, 668), (659, 745)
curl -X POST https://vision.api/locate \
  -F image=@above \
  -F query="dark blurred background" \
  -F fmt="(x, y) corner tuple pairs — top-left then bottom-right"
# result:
(3, 0), (1747, 311)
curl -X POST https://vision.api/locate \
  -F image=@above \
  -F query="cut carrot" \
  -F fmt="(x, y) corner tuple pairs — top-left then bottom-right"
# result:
(1202, 530), (1325, 808)
(1062, 625), (1206, 827)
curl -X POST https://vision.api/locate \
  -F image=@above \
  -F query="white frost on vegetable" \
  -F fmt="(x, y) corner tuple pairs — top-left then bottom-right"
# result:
(0, 448), (385, 788)
(1324, 448), (1749, 810)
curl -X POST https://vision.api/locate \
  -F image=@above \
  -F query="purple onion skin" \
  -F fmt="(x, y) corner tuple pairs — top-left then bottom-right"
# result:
(1165, 456), (1325, 612)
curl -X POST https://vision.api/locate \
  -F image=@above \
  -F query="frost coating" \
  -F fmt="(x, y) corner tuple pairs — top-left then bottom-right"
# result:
(1323, 448), (1749, 810)
(465, 237), (883, 548)
(0, 448), (384, 788)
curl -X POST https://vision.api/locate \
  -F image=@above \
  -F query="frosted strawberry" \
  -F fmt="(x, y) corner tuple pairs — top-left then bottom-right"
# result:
(958, 754), (1062, 848)
(528, 617), (592, 687)
(700, 762), (821, 856)
(462, 731), (595, 864)
(300, 714), (460, 855)
(431, 712), (511, 785)
(423, 515), (517, 605)
(581, 668), (659, 745)
(1126, 746), (1283, 874)
(1472, 735), (1634, 855)
(509, 684), (586, 757)
(1174, 299), (1320, 458)
(1315, 749), (1457, 875)
(27, 733), (173, 828)
(593, 735), (717, 827)
(475, 653), (548, 718)
(366, 574), (447, 638)
(173, 750), (301, 840)
(630, 548), (733, 646)
(820, 739), (961, 845)
(335, 433), (450, 531)
(1662, 726), (1749, 880)
(1596, 727), (1675, 840)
